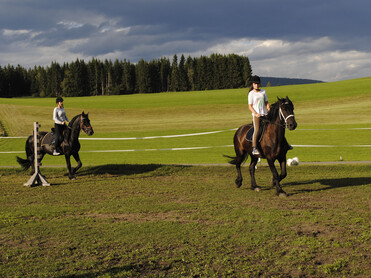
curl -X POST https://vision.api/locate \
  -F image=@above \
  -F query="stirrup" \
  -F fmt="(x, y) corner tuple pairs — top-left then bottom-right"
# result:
(252, 147), (260, 156)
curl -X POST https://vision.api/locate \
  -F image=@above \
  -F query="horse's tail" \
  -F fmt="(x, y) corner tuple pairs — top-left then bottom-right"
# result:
(223, 155), (237, 165)
(16, 136), (33, 170)
(223, 154), (248, 165)
(16, 156), (31, 170)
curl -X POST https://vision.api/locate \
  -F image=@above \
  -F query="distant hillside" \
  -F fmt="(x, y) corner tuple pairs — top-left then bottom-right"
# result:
(261, 77), (323, 87)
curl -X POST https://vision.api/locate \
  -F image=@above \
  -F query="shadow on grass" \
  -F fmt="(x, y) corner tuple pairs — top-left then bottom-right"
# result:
(285, 177), (371, 194)
(77, 163), (189, 177)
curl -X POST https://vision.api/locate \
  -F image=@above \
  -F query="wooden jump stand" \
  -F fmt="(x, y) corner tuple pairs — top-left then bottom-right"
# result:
(24, 122), (50, 187)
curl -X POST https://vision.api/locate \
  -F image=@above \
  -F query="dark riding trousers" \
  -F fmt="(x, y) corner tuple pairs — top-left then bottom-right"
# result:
(54, 123), (65, 150)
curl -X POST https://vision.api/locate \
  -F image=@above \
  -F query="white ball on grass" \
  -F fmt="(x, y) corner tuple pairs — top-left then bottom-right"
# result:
(292, 157), (299, 165)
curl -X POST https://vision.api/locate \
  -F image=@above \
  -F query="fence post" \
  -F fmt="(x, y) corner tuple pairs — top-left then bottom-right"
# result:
(24, 122), (51, 186)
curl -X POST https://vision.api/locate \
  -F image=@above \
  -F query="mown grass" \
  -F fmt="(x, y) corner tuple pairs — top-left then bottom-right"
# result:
(1, 164), (370, 277)
(0, 77), (370, 166)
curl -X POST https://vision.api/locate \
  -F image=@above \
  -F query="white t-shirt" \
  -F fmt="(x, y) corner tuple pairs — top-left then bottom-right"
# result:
(248, 89), (268, 116)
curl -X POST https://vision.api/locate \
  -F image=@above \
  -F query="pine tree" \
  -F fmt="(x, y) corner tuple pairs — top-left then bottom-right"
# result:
(169, 54), (179, 92)
(178, 55), (189, 91)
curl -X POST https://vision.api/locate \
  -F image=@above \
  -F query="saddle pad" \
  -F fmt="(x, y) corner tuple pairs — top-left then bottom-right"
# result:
(41, 132), (54, 146)
(245, 123), (266, 142)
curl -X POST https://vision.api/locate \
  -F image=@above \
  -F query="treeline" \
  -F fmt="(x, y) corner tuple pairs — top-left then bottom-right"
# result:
(0, 54), (252, 98)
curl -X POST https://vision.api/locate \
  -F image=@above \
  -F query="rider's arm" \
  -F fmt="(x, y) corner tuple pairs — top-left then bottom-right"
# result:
(249, 104), (260, 117)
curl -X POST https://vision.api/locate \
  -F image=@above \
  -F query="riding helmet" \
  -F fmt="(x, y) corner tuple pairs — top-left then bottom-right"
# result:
(56, 96), (64, 103)
(251, 75), (261, 84)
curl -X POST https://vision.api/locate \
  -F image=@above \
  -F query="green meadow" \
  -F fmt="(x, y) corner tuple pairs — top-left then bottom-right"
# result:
(1, 78), (370, 277)
(0, 77), (370, 166)
(0, 164), (370, 277)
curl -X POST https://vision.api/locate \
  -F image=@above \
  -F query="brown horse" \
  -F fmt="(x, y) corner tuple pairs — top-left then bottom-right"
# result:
(226, 97), (297, 197)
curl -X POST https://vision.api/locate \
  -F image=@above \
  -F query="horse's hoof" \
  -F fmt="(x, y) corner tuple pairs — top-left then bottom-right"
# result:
(278, 192), (287, 197)
(253, 187), (261, 192)
(235, 180), (242, 188)
(69, 176), (76, 180)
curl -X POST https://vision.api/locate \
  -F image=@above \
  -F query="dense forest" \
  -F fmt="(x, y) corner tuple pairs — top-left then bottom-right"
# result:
(0, 54), (252, 98)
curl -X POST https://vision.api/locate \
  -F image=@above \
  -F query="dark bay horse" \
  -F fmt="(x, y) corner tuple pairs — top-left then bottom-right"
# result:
(17, 112), (94, 179)
(227, 97), (297, 197)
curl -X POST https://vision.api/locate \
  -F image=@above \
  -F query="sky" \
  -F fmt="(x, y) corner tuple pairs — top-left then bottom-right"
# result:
(1, 0), (370, 82)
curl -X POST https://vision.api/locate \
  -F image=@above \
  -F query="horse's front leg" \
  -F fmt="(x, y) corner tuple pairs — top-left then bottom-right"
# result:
(71, 152), (82, 175)
(278, 157), (287, 183)
(65, 154), (75, 180)
(267, 159), (287, 197)
(249, 156), (261, 191)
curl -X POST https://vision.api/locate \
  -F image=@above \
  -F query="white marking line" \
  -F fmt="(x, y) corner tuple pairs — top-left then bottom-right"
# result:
(1, 127), (369, 141)
(79, 129), (237, 140)
(79, 144), (371, 153)
(1, 144), (371, 154)
(0, 137), (28, 139)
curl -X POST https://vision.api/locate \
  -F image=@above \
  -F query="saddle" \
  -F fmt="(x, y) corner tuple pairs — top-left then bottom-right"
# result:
(41, 128), (63, 147)
(245, 119), (267, 142)
(41, 132), (55, 147)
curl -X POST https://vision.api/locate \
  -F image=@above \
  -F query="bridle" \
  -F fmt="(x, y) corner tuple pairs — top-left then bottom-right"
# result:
(79, 114), (92, 133)
(279, 103), (295, 128)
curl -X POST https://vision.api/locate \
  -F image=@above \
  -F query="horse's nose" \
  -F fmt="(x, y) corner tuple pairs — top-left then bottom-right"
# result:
(288, 121), (297, 130)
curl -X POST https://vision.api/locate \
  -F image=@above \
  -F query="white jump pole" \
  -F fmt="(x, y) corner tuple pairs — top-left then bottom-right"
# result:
(24, 122), (50, 186)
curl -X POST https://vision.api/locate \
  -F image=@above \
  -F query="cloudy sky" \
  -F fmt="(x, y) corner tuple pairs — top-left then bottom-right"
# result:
(1, 0), (370, 82)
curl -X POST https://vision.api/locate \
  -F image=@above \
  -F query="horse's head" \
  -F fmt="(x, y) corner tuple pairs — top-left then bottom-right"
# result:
(278, 96), (297, 130)
(80, 112), (94, 136)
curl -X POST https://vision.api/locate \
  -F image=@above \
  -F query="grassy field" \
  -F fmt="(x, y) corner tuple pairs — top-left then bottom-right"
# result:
(0, 77), (370, 166)
(1, 79), (370, 277)
(0, 164), (370, 277)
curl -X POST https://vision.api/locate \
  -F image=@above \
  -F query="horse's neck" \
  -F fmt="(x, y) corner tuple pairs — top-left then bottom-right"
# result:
(270, 116), (285, 141)
(67, 121), (81, 142)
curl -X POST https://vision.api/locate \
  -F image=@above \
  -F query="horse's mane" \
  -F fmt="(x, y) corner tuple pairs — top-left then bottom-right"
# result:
(63, 114), (81, 139)
(68, 114), (81, 128)
(264, 100), (280, 122)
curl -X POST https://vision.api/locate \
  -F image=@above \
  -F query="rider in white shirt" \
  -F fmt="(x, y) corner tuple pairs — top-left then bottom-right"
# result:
(248, 76), (270, 156)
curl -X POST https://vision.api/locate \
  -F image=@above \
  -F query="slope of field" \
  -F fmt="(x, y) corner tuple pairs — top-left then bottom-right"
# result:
(0, 77), (370, 165)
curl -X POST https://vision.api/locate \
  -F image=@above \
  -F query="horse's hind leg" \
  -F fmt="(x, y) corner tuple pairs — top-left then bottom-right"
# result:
(249, 156), (261, 191)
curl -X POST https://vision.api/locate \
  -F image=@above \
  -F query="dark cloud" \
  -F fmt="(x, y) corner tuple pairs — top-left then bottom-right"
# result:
(0, 0), (370, 81)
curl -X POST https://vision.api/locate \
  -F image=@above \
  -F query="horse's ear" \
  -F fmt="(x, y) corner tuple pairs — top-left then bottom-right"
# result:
(82, 111), (85, 116)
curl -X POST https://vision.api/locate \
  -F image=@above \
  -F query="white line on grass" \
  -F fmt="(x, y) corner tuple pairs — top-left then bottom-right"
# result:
(1, 144), (371, 154)
(1, 127), (369, 141)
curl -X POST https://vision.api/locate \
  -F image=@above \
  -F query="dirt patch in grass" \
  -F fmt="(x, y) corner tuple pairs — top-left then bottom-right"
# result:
(83, 211), (197, 224)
